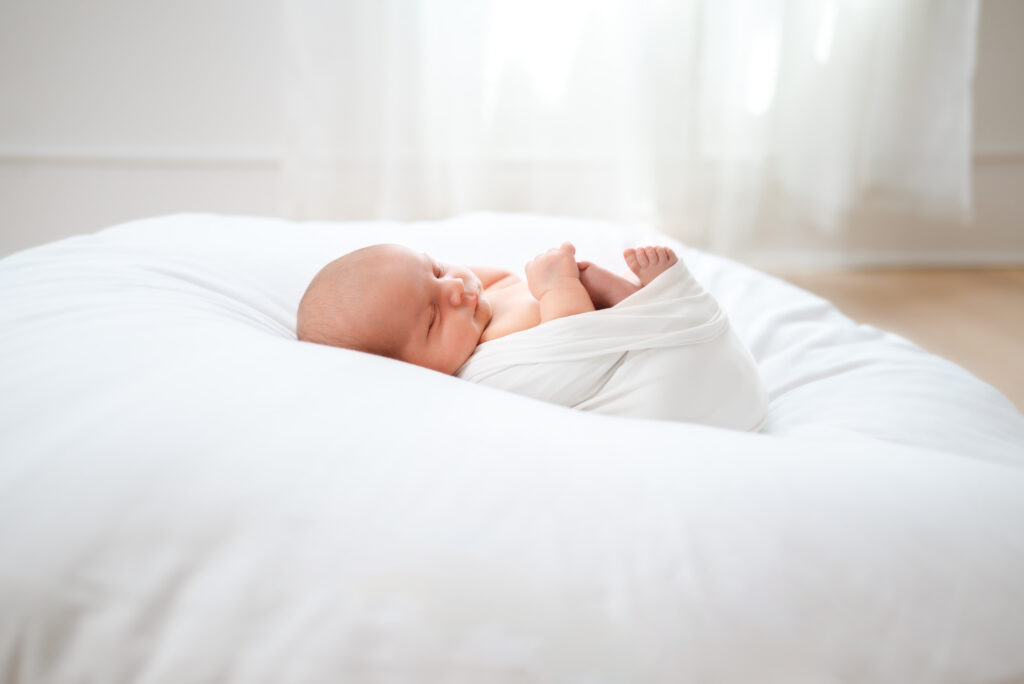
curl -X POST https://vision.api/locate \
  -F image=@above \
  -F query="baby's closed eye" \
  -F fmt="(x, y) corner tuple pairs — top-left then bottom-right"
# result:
(428, 304), (438, 332)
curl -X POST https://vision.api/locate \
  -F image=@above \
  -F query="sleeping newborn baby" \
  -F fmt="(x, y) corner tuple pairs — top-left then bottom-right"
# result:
(297, 242), (767, 430)
(297, 242), (677, 374)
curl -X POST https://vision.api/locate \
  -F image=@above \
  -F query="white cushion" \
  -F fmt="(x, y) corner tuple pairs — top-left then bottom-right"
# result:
(1, 213), (1023, 682)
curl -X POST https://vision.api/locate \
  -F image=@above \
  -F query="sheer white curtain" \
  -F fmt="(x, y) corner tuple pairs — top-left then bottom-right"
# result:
(282, 0), (977, 252)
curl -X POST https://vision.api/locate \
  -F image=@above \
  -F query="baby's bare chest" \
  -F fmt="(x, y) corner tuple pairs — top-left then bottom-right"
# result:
(480, 281), (540, 343)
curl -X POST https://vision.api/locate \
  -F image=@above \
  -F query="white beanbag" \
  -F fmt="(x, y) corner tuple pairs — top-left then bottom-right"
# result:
(1, 212), (1023, 683)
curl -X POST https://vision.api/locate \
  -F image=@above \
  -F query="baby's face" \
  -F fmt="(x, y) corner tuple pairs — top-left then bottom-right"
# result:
(369, 245), (492, 374)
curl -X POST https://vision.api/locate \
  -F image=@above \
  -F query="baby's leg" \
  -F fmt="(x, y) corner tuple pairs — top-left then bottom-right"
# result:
(577, 246), (680, 308)
(577, 261), (639, 309)
(623, 246), (678, 286)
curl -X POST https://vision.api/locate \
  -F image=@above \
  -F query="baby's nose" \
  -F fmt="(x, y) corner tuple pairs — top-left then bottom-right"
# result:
(445, 277), (475, 306)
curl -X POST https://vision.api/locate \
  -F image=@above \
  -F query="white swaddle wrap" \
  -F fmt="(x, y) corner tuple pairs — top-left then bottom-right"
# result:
(456, 262), (768, 431)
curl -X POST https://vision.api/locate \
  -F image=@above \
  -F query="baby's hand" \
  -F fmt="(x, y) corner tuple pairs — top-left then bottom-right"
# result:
(525, 243), (581, 300)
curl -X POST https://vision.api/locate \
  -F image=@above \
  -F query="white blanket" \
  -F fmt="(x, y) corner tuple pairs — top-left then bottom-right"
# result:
(456, 262), (768, 430)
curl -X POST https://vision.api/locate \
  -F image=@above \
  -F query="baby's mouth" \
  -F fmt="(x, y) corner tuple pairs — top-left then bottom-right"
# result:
(466, 285), (485, 313)
(476, 294), (492, 325)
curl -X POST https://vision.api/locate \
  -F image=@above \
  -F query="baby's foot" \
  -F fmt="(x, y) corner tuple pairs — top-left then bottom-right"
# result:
(623, 246), (678, 286)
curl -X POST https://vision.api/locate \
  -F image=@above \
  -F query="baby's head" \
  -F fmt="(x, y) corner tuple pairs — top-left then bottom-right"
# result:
(297, 244), (492, 374)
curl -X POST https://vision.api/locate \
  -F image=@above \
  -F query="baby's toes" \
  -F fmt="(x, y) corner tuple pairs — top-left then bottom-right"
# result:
(656, 246), (678, 266)
(623, 248), (640, 275)
(644, 246), (664, 265)
(636, 247), (651, 269)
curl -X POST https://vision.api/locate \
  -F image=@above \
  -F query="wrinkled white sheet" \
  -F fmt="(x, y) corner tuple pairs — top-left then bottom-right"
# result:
(1, 213), (1023, 684)
(457, 262), (768, 430)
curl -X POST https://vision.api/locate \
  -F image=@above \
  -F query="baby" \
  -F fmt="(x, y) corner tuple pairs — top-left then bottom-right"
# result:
(297, 242), (678, 374)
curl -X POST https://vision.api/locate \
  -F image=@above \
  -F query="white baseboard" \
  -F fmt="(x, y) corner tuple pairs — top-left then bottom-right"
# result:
(746, 249), (1024, 272)
(0, 146), (281, 167)
(1, 145), (1019, 165)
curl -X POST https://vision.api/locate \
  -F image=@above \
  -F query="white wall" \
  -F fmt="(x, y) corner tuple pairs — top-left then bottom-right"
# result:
(1, 0), (1022, 264)
(0, 0), (283, 254)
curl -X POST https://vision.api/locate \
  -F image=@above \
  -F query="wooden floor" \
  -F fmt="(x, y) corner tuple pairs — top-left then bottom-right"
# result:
(776, 267), (1024, 413)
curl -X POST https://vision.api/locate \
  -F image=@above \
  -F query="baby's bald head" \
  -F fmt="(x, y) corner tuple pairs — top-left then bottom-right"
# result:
(296, 245), (407, 359)
(297, 243), (491, 374)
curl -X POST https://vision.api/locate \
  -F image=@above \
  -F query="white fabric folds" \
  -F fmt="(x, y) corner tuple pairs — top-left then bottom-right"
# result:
(457, 262), (768, 430)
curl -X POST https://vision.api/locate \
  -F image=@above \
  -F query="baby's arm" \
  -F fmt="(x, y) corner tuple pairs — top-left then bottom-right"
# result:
(469, 266), (519, 291)
(525, 243), (595, 322)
